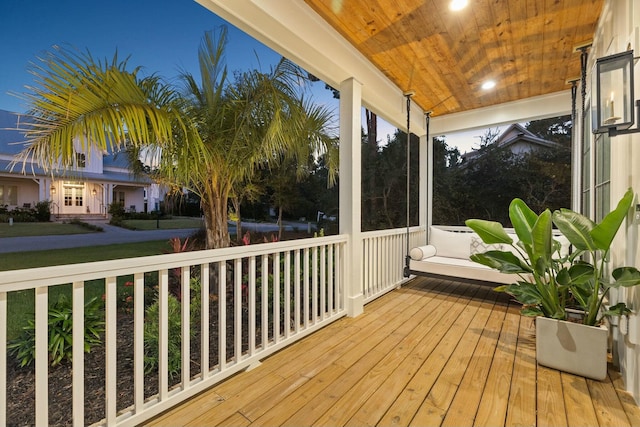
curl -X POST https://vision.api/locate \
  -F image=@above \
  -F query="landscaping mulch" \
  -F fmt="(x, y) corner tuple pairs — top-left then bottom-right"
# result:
(6, 298), (253, 426)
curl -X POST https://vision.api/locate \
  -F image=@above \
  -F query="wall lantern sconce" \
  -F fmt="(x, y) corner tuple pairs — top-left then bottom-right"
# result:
(50, 185), (56, 195)
(92, 188), (97, 196)
(593, 50), (639, 136)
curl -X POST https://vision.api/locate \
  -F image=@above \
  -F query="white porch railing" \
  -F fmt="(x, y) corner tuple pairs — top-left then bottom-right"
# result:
(0, 235), (347, 426)
(361, 226), (425, 302)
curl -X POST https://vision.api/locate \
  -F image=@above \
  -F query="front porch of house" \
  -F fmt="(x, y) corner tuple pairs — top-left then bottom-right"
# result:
(149, 276), (640, 427)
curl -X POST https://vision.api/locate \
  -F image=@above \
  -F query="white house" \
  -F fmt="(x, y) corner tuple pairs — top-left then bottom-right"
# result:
(0, 109), (162, 218)
(462, 122), (565, 162)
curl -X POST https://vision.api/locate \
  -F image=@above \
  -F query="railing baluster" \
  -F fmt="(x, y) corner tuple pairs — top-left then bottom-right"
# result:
(234, 258), (242, 363)
(105, 276), (117, 423)
(360, 239), (371, 298)
(181, 266), (190, 388)
(320, 245), (326, 320)
(261, 255), (268, 349)
(284, 251), (291, 339)
(303, 248), (309, 328)
(72, 281), (84, 427)
(218, 262), (227, 370)
(159, 269), (169, 400)
(249, 256), (256, 356)
(328, 245), (334, 314)
(312, 247), (318, 324)
(35, 286), (48, 426)
(0, 291), (6, 426)
(134, 272), (145, 412)
(273, 253), (280, 343)
(338, 243), (345, 310)
(201, 263), (210, 376)
(294, 249), (301, 333)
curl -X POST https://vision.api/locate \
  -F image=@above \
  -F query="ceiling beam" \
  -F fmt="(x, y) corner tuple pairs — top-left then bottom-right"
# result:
(429, 91), (573, 136)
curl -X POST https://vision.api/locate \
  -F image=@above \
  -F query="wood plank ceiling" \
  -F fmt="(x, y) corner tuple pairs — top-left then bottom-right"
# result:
(304, 0), (604, 117)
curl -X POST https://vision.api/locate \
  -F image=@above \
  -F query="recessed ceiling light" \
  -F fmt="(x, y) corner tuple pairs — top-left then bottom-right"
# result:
(449, 0), (468, 11)
(481, 80), (496, 90)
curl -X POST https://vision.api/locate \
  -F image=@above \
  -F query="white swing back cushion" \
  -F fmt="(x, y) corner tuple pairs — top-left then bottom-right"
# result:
(428, 227), (474, 260)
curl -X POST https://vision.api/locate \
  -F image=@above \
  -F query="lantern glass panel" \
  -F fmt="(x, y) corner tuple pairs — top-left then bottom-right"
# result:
(593, 51), (634, 133)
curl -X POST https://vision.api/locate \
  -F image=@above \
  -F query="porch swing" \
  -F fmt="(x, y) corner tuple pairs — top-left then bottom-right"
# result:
(400, 93), (518, 286)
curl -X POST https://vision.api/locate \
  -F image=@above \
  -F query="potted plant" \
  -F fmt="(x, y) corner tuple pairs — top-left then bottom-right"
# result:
(465, 187), (640, 380)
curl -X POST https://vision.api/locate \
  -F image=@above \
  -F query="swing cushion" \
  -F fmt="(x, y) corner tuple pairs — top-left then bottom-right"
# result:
(408, 226), (521, 285)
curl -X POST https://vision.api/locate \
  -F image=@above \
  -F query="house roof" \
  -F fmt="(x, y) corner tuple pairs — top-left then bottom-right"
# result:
(0, 109), (149, 185)
(461, 122), (562, 161)
(495, 123), (562, 150)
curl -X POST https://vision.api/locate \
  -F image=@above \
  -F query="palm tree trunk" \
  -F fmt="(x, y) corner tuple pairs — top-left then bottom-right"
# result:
(203, 189), (231, 249)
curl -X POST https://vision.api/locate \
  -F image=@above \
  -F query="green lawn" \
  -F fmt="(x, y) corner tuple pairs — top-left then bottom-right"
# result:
(0, 222), (97, 238)
(0, 240), (172, 271)
(122, 216), (204, 230)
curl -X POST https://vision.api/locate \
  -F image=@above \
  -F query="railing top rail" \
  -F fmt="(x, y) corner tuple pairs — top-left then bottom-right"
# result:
(0, 234), (348, 291)
(361, 226), (424, 239)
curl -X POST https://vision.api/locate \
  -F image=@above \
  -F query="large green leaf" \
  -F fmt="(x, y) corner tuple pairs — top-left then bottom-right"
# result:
(531, 210), (553, 273)
(499, 282), (544, 305)
(591, 188), (634, 250)
(567, 262), (595, 285)
(612, 266), (640, 287)
(509, 198), (538, 245)
(465, 219), (513, 244)
(602, 302), (632, 317)
(553, 209), (596, 251)
(470, 251), (531, 273)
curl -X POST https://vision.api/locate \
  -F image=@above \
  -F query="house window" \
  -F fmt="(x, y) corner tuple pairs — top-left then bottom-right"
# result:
(63, 181), (84, 207)
(76, 153), (86, 168)
(581, 104), (591, 216)
(594, 133), (611, 222)
(0, 185), (17, 205)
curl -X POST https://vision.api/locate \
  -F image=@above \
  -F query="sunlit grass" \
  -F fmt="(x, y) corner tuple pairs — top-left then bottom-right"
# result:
(0, 222), (97, 238)
(0, 240), (172, 271)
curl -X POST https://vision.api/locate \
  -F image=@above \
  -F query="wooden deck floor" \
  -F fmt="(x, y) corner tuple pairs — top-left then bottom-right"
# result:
(146, 276), (640, 427)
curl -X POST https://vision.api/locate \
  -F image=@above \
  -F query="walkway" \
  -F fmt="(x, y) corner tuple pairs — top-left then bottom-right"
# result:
(0, 223), (198, 254)
(0, 219), (316, 253)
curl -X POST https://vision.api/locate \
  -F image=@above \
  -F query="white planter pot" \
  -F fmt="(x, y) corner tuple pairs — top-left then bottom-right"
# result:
(535, 316), (608, 381)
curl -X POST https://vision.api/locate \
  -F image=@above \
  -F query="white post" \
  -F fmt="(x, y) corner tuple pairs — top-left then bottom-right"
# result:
(339, 77), (364, 317)
(420, 132), (429, 244)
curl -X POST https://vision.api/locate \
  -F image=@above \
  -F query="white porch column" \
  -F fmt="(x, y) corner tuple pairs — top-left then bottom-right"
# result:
(420, 131), (430, 243)
(339, 77), (364, 317)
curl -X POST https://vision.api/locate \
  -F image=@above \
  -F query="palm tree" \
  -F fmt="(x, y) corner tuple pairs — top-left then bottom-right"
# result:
(16, 26), (337, 249)
(171, 27), (337, 248)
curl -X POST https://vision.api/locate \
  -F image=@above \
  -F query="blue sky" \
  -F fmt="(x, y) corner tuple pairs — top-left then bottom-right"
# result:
(0, 0), (286, 114)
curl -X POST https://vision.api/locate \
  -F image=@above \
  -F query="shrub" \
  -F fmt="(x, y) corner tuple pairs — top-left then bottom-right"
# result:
(34, 201), (51, 222)
(143, 278), (201, 379)
(8, 295), (104, 367)
(143, 294), (183, 379)
(108, 202), (125, 225)
(8, 206), (36, 222)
